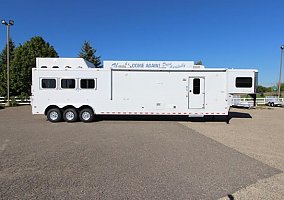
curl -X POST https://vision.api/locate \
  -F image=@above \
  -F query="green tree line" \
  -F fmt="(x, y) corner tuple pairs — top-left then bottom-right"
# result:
(0, 37), (101, 97)
(256, 84), (284, 96)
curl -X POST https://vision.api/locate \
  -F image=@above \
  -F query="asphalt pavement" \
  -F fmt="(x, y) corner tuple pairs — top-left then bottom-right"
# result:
(0, 106), (281, 199)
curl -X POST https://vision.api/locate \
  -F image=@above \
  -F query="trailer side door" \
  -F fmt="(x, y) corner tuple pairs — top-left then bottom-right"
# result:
(188, 77), (205, 109)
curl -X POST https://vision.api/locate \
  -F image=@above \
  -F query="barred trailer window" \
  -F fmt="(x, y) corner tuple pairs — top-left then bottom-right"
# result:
(80, 79), (96, 89)
(235, 77), (252, 88)
(61, 79), (75, 89)
(41, 79), (56, 88)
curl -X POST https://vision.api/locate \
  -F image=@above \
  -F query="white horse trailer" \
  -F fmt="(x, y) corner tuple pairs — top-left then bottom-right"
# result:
(31, 58), (258, 123)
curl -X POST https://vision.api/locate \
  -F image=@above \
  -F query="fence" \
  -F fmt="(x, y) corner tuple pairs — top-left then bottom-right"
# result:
(0, 96), (31, 105)
(0, 96), (283, 106)
(232, 97), (283, 106)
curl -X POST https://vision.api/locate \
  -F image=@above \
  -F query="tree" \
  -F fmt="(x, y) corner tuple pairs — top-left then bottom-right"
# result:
(0, 39), (16, 97)
(256, 85), (268, 93)
(10, 36), (58, 96)
(79, 41), (101, 68)
(256, 85), (269, 97)
(195, 60), (203, 65)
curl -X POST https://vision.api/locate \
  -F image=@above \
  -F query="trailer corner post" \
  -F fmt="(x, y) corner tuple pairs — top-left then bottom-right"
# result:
(278, 45), (284, 98)
(110, 68), (113, 100)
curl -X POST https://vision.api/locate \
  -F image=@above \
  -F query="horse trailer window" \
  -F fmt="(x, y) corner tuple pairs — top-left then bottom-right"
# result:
(193, 78), (200, 94)
(236, 77), (252, 88)
(61, 79), (75, 89)
(80, 79), (95, 89)
(42, 79), (56, 88)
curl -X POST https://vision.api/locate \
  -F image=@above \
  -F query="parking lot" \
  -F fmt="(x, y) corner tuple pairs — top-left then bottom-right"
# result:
(0, 106), (283, 199)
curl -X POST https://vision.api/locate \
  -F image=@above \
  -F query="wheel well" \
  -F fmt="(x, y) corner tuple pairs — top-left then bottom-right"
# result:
(45, 105), (60, 115)
(62, 105), (76, 111)
(79, 105), (94, 112)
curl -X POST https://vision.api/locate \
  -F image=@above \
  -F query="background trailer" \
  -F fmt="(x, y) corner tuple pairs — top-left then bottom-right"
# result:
(31, 58), (258, 122)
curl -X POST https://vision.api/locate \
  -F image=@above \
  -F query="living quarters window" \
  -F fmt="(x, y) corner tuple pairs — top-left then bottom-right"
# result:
(235, 77), (252, 88)
(61, 79), (75, 89)
(80, 79), (95, 89)
(193, 78), (200, 94)
(42, 79), (56, 88)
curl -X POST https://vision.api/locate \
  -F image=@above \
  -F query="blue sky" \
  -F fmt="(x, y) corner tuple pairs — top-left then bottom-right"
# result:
(1, 0), (284, 86)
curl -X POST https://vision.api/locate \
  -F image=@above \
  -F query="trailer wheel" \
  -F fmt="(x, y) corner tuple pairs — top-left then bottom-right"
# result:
(79, 108), (94, 122)
(47, 108), (62, 123)
(63, 108), (78, 122)
(271, 102), (274, 107)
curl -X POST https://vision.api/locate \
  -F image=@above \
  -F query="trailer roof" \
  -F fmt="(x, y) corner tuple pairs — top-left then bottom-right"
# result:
(35, 58), (257, 73)
(36, 58), (95, 69)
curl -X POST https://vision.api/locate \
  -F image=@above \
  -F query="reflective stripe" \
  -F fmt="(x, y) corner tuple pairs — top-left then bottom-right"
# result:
(97, 112), (227, 115)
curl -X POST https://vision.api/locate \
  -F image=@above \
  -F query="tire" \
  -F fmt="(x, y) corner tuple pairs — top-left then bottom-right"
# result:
(63, 108), (78, 122)
(271, 102), (274, 107)
(79, 108), (94, 122)
(47, 108), (62, 122)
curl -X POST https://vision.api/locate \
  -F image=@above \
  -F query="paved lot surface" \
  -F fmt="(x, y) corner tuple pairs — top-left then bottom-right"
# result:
(181, 107), (284, 199)
(0, 106), (281, 199)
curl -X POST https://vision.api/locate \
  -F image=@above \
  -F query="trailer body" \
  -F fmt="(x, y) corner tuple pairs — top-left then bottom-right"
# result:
(31, 58), (258, 122)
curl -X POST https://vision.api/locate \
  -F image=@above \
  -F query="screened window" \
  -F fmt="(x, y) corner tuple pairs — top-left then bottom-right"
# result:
(42, 79), (56, 88)
(80, 79), (95, 89)
(61, 79), (75, 89)
(193, 78), (200, 94)
(236, 77), (252, 88)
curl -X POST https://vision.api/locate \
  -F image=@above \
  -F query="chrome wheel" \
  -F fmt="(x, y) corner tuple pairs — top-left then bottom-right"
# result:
(81, 111), (91, 121)
(63, 108), (78, 122)
(50, 111), (59, 121)
(47, 108), (62, 122)
(79, 108), (94, 122)
(65, 111), (75, 121)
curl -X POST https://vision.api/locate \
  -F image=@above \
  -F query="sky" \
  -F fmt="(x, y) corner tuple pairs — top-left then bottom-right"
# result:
(1, 0), (284, 86)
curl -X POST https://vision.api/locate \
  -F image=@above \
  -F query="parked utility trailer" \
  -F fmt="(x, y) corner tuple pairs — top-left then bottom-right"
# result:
(265, 96), (284, 107)
(31, 58), (258, 123)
